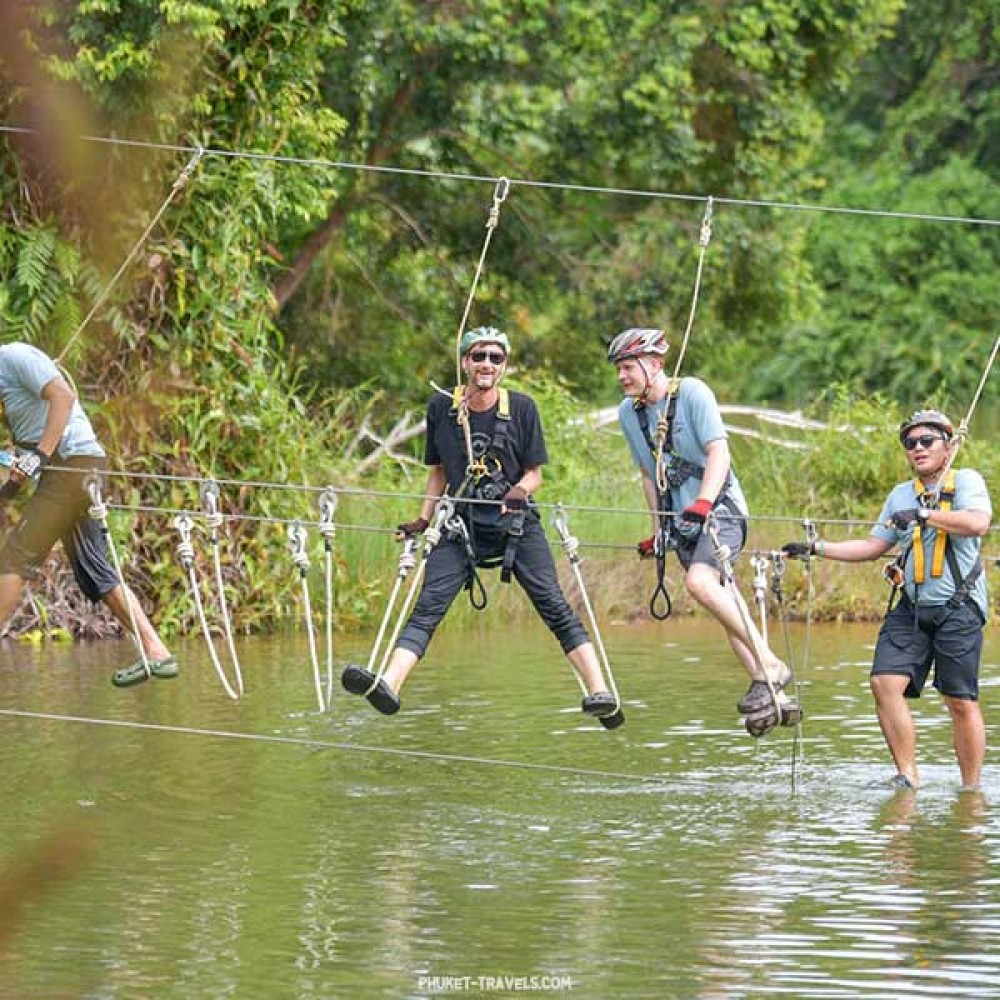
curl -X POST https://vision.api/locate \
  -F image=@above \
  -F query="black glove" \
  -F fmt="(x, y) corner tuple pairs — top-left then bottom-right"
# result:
(501, 485), (528, 512)
(781, 541), (814, 559)
(889, 508), (924, 531)
(637, 536), (656, 559)
(11, 447), (49, 482)
(396, 515), (429, 539)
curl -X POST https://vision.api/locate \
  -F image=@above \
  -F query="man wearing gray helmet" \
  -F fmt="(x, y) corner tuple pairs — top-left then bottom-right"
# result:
(608, 327), (797, 737)
(343, 327), (622, 727)
(782, 409), (991, 790)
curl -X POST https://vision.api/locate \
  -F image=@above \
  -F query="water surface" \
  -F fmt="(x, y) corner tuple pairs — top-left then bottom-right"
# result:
(2, 617), (999, 999)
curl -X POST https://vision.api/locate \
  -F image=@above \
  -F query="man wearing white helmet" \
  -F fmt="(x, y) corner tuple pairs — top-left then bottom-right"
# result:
(343, 326), (622, 726)
(608, 327), (794, 736)
(783, 409), (991, 790)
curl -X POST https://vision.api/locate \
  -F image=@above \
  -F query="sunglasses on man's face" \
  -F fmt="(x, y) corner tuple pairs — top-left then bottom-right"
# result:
(469, 349), (506, 364)
(903, 434), (943, 451)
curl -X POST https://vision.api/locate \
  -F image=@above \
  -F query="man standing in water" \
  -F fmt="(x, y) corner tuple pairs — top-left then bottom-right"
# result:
(783, 410), (991, 790)
(342, 326), (622, 727)
(0, 340), (175, 687)
(608, 327), (796, 736)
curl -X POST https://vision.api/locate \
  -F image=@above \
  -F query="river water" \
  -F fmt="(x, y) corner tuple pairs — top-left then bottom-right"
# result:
(1, 616), (999, 999)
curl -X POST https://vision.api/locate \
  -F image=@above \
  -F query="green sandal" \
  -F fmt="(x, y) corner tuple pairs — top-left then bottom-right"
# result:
(111, 656), (179, 688)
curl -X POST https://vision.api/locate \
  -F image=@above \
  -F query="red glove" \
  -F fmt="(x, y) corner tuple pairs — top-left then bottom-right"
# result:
(680, 498), (713, 526)
(637, 536), (656, 559)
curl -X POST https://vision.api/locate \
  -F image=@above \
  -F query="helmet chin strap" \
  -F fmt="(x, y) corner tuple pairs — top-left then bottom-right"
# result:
(637, 361), (665, 404)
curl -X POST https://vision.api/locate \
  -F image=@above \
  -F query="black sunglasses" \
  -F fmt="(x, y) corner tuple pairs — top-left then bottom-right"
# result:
(902, 434), (943, 451)
(469, 349), (506, 364)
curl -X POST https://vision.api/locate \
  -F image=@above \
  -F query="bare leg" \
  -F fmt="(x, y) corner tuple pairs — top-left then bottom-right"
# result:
(943, 695), (986, 790)
(567, 641), (609, 695)
(684, 563), (783, 679)
(0, 572), (26, 627)
(101, 583), (170, 661)
(871, 674), (919, 786)
(382, 647), (420, 694)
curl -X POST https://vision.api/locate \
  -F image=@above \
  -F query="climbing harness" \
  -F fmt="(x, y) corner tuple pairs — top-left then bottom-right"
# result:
(704, 510), (801, 739)
(200, 480), (244, 697)
(551, 504), (622, 720)
(359, 496), (454, 696)
(288, 521), (326, 712)
(318, 487), (339, 710)
(55, 147), (204, 365)
(452, 177), (510, 384)
(173, 512), (240, 701)
(85, 475), (148, 675)
(882, 469), (985, 621)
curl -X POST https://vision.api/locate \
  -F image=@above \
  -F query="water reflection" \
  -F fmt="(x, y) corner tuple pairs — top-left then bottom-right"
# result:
(1, 620), (999, 998)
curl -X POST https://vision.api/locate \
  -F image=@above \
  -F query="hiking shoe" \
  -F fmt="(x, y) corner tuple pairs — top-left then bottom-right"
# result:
(111, 655), (178, 688)
(737, 663), (793, 715)
(598, 708), (626, 730)
(341, 664), (400, 716)
(744, 703), (779, 738)
(581, 690), (619, 718)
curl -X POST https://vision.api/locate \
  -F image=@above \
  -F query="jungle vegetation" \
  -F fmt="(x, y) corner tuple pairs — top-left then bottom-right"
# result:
(0, 0), (997, 635)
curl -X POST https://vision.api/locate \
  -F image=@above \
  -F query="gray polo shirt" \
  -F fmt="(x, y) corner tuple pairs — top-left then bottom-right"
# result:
(618, 376), (748, 515)
(0, 342), (105, 458)
(871, 469), (991, 619)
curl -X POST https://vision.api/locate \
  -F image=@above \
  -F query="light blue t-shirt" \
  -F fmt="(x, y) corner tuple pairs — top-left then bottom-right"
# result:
(0, 342), (105, 459)
(618, 376), (748, 515)
(871, 468), (991, 619)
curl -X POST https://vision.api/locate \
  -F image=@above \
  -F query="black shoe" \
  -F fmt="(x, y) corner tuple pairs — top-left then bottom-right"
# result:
(341, 664), (401, 716)
(582, 690), (619, 717)
(598, 708), (626, 730)
(887, 773), (915, 790)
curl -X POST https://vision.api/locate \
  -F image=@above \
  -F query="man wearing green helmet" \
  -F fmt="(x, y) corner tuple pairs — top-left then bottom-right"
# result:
(782, 408), (992, 791)
(343, 326), (622, 726)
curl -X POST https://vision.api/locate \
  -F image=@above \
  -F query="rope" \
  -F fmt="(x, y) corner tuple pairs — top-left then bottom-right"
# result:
(453, 177), (510, 385)
(5, 126), (1000, 229)
(655, 197), (714, 496)
(54, 148), (203, 364)
(173, 513), (239, 701)
(0, 709), (654, 782)
(318, 487), (339, 709)
(85, 476), (147, 672)
(200, 480), (244, 696)
(931, 333), (1000, 502)
(551, 504), (621, 712)
(287, 521), (325, 712)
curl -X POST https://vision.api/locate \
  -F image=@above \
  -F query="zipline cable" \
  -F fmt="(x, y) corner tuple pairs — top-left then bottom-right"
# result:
(4, 126), (1000, 229)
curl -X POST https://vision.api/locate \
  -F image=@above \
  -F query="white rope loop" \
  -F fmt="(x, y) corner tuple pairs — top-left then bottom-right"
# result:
(317, 487), (338, 707)
(173, 513), (195, 568)
(199, 479), (244, 695)
(550, 503), (620, 708)
(287, 521), (324, 711)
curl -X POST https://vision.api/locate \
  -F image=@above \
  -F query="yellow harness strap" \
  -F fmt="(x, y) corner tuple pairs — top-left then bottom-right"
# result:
(912, 470), (955, 583)
(451, 385), (510, 418)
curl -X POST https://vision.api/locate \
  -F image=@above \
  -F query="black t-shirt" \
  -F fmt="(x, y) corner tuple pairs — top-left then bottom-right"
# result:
(424, 389), (548, 493)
